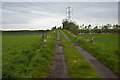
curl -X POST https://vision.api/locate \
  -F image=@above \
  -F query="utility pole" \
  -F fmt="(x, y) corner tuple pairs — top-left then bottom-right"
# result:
(66, 7), (72, 22)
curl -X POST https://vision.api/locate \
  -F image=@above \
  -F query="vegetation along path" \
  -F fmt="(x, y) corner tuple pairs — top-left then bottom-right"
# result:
(50, 31), (69, 78)
(61, 30), (118, 78)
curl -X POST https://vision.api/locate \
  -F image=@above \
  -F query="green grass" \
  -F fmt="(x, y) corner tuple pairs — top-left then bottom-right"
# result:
(63, 30), (119, 76)
(78, 34), (118, 53)
(2, 30), (57, 78)
(59, 30), (99, 78)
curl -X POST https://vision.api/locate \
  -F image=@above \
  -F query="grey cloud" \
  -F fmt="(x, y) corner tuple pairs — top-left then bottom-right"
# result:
(2, 2), (118, 30)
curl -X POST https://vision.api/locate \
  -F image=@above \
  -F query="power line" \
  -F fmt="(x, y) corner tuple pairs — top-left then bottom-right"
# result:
(3, 3), (65, 20)
(31, 2), (65, 13)
(3, 2), (69, 26)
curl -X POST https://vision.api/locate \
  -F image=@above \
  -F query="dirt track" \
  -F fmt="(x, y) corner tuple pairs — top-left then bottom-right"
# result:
(50, 31), (69, 78)
(61, 30), (118, 78)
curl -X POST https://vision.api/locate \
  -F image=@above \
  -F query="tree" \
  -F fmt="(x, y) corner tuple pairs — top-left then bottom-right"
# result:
(101, 24), (109, 33)
(80, 24), (84, 29)
(93, 26), (98, 33)
(112, 24), (119, 33)
(51, 26), (56, 30)
(62, 19), (69, 29)
(107, 24), (111, 29)
(69, 25), (78, 35)
(84, 26), (87, 29)
(88, 24), (91, 30)
(113, 24), (119, 30)
(62, 19), (79, 35)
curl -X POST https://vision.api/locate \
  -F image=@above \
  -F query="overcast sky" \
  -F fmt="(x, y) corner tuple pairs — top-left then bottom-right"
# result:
(2, 2), (118, 30)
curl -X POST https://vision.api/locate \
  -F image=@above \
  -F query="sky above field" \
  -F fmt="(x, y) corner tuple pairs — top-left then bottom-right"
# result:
(2, 2), (119, 30)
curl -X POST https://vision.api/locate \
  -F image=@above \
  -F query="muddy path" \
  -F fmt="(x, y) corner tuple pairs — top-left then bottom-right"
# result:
(61, 30), (118, 78)
(50, 31), (69, 78)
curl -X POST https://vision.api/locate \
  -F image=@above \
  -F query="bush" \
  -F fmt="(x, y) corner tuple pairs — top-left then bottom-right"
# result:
(62, 20), (79, 35)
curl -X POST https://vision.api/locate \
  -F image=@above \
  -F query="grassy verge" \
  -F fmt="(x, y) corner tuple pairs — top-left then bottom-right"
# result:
(63, 30), (119, 76)
(59, 30), (99, 78)
(2, 30), (57, 78)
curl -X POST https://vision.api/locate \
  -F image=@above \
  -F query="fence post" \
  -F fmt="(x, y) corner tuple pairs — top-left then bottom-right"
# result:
(90, 37), (95, 44)
(46, 35), (47, 39)
(42, 32), (44, 44)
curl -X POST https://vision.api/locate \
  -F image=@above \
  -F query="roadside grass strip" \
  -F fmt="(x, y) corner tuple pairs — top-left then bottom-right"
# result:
(2, 30), (57, 78)
(59, 30), (99, 78)
(63, 30), (119, 76)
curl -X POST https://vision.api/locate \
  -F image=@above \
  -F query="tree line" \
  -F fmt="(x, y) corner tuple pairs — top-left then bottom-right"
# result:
(62, 19), (119, 35)
(79, 24), (119, 34)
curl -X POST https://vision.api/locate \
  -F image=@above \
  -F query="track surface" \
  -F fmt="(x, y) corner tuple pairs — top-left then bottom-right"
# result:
(61, 30), (118, 78)
(50, 31), (69, 78)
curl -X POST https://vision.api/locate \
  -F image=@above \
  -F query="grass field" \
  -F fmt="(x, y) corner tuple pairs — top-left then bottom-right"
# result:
(78, 34), (118, 54)
(2, 31), (57, 78)
(63, 30), (119, 76)
(59, 30), (99, 78)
